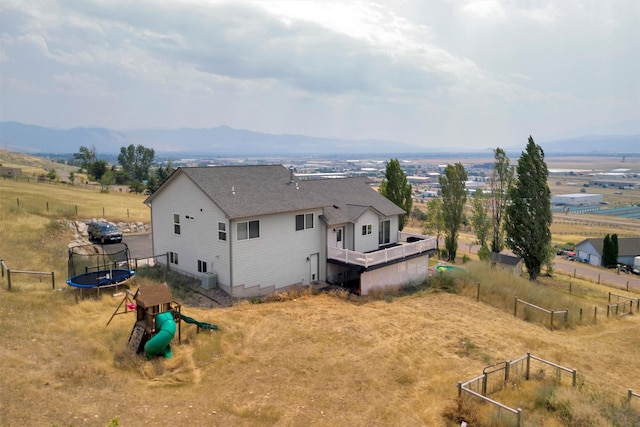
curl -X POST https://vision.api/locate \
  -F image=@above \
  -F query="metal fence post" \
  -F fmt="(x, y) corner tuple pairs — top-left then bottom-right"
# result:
(517, 408), (523, 427)
(482, 372), (487, 396)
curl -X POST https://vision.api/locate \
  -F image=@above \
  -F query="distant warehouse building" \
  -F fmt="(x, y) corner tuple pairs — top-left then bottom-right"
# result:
(551, 193), (603, 206)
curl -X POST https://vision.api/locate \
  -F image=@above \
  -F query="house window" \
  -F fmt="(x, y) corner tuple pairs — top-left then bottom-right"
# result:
(295, 213), (314, 231)
(237, 220), (260, 240)
(218, 222), (227, 241)
(379, 220), (390, 245)
(336, 228), (342, 243)
(170, 251), (179, 265)
(173, 214), (181, 235)
(198, 260), (207, 273)
(362, 224), (372, 235)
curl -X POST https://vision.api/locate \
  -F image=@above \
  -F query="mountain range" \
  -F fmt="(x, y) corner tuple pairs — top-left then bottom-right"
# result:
(0, 121), (638, 156)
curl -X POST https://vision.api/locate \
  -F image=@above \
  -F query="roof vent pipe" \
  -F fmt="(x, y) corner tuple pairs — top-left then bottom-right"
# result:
(289, 167), (294, 185)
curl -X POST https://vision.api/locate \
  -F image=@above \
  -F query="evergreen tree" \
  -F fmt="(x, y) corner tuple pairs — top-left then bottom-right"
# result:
(439, 163), (467, 262)
(379, 158), (413, 230)
(612, 234), (619, 265)
(504, 136), (552, 280)
(490, 147), (513, 253)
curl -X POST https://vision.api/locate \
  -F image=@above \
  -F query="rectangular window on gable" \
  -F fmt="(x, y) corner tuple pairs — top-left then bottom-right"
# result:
(295, 213), (314, 231)
(362, 224), (372, 235)
(237, 220), (260, 240)
(173, 214), (181, 235)
(218, 222), (227, 241)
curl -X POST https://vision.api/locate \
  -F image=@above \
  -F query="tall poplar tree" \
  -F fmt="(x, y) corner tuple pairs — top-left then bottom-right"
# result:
(379, 158), (413, 231)
(422, 197), (444, 256)
(439, 163), (467, 262)
(504, 136), (552, 280)
(490, 147), (513, 253)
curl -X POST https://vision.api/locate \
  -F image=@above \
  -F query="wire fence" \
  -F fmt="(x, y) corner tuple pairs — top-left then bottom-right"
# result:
(457, 353), (578, 427)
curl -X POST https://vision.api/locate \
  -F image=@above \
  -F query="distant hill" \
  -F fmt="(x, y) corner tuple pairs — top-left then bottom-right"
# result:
(520, 134), (640, 155)
(0, 121), (418, 156)
(1, 121), (638, 156)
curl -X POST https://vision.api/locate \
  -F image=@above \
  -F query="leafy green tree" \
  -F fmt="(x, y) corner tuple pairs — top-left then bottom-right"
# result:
(118, 144), (155, 181)
(100, 170), (116, 192)
(439, 163), (467, 262)
(46, 168), (58, 181)
(470, 188), (490, 256)
(379, 158), (412, 230)
(504, 136), (552, 280)
(490, 147), (513, 253)
(72, 145), (97, 171)
(422, 197), (444, 256)
(68, 171), (75, 184)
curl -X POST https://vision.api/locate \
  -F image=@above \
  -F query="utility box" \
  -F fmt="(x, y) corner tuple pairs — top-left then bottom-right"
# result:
(201, 272), (217, 289)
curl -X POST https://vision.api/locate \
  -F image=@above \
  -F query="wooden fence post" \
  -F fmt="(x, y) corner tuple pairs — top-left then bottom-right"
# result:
(525, 352), (531, 380)
(476, 282), (480, 302)
(7, 269), (11, 290)
(572, 370), (577, 386)
(594, 306), (597, 322)
(457, 381), (462, 398)
(51, 271), (55, 290)
(514, 297), (518, 317)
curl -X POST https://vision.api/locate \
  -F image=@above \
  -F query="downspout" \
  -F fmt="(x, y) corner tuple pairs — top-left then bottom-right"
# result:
(229, 219), (233, 300)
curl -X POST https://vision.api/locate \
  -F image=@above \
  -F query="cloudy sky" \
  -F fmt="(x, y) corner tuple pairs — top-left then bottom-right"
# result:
(1, 0), (638, 150)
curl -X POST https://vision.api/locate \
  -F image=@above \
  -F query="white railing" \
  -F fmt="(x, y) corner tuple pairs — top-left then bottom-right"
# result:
(328, 234), (437, 268)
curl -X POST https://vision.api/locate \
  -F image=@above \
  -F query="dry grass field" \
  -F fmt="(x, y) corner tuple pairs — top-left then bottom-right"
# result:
(1, 152), (639, 426)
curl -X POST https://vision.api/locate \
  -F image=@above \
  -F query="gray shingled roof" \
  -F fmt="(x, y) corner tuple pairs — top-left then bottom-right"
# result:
(577, 237), (640, 257)
(147, 165), (406, 222)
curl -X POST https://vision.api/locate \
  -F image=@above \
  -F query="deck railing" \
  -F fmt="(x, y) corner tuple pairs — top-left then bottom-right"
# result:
(328, 233), (436, 268)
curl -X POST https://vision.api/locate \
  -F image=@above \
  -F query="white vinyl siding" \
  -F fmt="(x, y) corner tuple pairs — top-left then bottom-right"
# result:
(231, 209), (325, 289)
(148, 173), (231, 285)
(354, 209), (383, 253)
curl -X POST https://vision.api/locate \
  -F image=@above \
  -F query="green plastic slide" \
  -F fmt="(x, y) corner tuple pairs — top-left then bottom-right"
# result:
(180, 314), (219, 331)
(144, 311), (176, 358)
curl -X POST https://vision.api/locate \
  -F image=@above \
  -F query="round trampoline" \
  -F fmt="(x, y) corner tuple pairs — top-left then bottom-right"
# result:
(67, 242), (136, 289)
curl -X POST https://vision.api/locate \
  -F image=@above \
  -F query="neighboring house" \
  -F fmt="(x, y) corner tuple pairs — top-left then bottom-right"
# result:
(575, 237), (640, 267)
(491, 252), (523, 276)
(144, 165), (436, 297)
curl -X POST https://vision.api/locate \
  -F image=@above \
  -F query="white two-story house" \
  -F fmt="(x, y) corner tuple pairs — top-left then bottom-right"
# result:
(144, 165), (436, 297)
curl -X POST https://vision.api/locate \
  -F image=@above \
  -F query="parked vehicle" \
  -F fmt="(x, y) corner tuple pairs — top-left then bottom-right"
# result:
(87, 221), (123, 243)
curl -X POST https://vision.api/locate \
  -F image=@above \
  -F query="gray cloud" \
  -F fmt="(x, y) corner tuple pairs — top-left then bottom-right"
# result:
(0, 0), (638, 148)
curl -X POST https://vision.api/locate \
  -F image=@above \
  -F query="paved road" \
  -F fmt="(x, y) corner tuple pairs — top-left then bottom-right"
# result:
(554, 257), (640, 293)
(122, 232), (153, 259)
